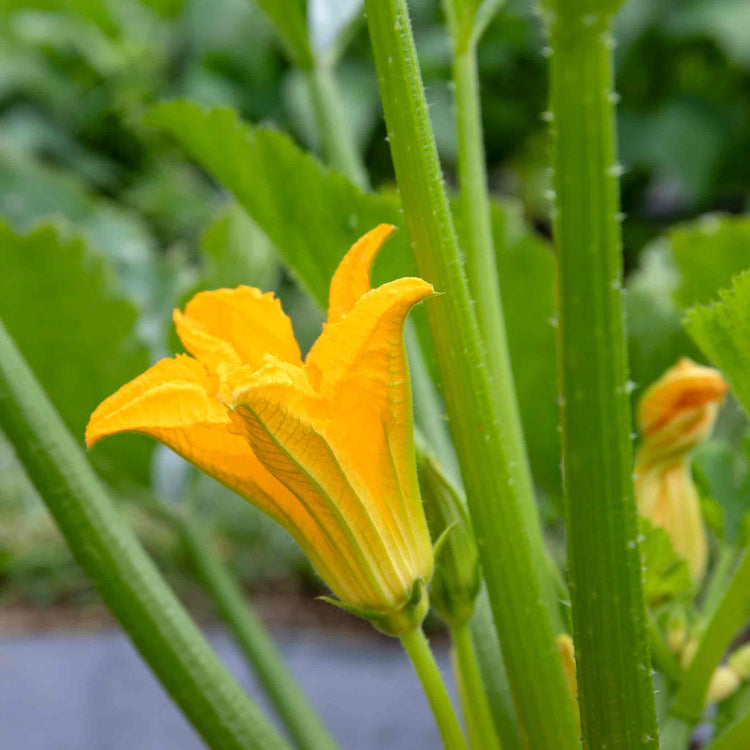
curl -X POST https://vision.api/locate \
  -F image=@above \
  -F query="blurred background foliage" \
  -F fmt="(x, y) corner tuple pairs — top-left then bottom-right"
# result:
(0, 0), (747, 611)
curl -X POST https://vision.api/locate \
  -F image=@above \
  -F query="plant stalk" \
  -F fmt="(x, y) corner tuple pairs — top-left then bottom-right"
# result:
(0, 319), (289, 750)
(364, 0), (578, 745)
(547, 7), (659, 747)
(451, 622), (502, 750)
(705, 708), (750, 750)
(178, 514), (339, 750)
(307, 62), (369, 190)
(470, 590), (522, 749)
(400, 627), (468, 750)
(662, 547), (750, 745)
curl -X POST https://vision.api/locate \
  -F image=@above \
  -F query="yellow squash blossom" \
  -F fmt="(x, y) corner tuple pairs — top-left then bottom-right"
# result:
(87, 224), (435, 635)
(634, 358), (727, 584)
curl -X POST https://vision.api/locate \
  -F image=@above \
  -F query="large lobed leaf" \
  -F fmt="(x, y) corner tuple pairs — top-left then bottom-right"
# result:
(685, 270), (750, 419)
(671, 214), (750, 309)
(143, 100), (412, 307)
(0, 220), (152, 483)
(627, 213), (749, 398)
(254, 0), (313, 69)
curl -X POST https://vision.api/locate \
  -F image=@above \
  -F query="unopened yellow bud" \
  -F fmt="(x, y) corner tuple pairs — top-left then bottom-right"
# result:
(705, 666), (741, 705)
(635, 359), (727, 584)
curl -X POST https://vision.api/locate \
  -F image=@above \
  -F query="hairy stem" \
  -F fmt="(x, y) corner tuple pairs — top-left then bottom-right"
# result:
(179, 514), (338, 750)
(307, 62), (369, 190)
(364, 0), (579, 745)
(0, 320), (288, 750)
(547, 6), (659, 746)
(451, 622), (501, 750)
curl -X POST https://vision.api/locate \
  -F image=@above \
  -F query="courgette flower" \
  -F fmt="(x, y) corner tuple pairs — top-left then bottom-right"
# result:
(87, 225), (435, 635)
(634, 359), (727, 584)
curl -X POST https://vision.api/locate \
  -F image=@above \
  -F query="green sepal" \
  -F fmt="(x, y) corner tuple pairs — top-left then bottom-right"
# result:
(433, 521), (459, 561)
(319, 578), (429, 637)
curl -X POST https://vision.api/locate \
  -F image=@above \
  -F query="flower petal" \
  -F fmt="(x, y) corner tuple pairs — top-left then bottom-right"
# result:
(176, 287), (302, 371)
(327, 224), (396, 324)
(85, 356), (298, 531)
(224, 360), (417, 610)
(173, 310), (244, 373)
(307, 277), (434, 580)
(638, 358), (727, 437)
(636, 463), (707, 583)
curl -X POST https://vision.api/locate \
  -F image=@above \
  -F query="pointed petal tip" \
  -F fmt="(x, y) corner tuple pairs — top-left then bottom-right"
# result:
(328, 224), (401, 324)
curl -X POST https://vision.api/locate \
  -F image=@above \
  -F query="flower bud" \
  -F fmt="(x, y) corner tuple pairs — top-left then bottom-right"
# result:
(418, 446), (481, 627)
(728, 643), (750, 680)
(635, 359), (727, 583)
(705, 666), (741, 705)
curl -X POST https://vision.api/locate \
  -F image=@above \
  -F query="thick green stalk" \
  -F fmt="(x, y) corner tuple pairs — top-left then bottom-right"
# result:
(646, 611), (682, 687)
(400, 627), (468, 750)
(451, 29), (563, 629)
(547, 6), (659, 747)
(452, 40), (504, 381)
(470, 591), (522, 750)
(364, 0), (578, 745)
(0, 320), (289, 750)
(701, 546), (739, 623)
(179, 515), (338, 750)
(307, 62), (369, 190)
(451, 622), (502, 750)
(662, 548), (750, 747)
(451, 16), (563, 634)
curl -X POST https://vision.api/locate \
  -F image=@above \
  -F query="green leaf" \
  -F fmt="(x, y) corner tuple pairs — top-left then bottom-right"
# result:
(626, 243), (702, 398)
(685, 270), (750, 417)
(143, 100), (412, 307)
(199, 203), (279, 291)
(694, 441), (750, 547)
(639, 517), (693, 607)
(0, 0), (117, 35)
(443, 0), (505, 46)
(255, 0), (314, 69)
(0, 220), (152, 483)
(671, 214), (750, 309)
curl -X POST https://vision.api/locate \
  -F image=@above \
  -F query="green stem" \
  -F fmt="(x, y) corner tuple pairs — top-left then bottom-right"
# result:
(451, 622), (502, 750)
(452, 40), (502, 369)
(400, 627), (468, 750)
(701, 545), (738, 623)
(452, 14), (564, 635)
(664, 547), (750, 741)
(646, 610), (682, 687)
(307, 62), (369, 190)
(469, 590), (523, 750)
(407, 324), (460, 481)
(364, 1), (579, 745)
(547, 7), (659, 747)
(706, 709), (750, 750)
(0, 319), (288, 750)
(178, 514), (339, 750)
